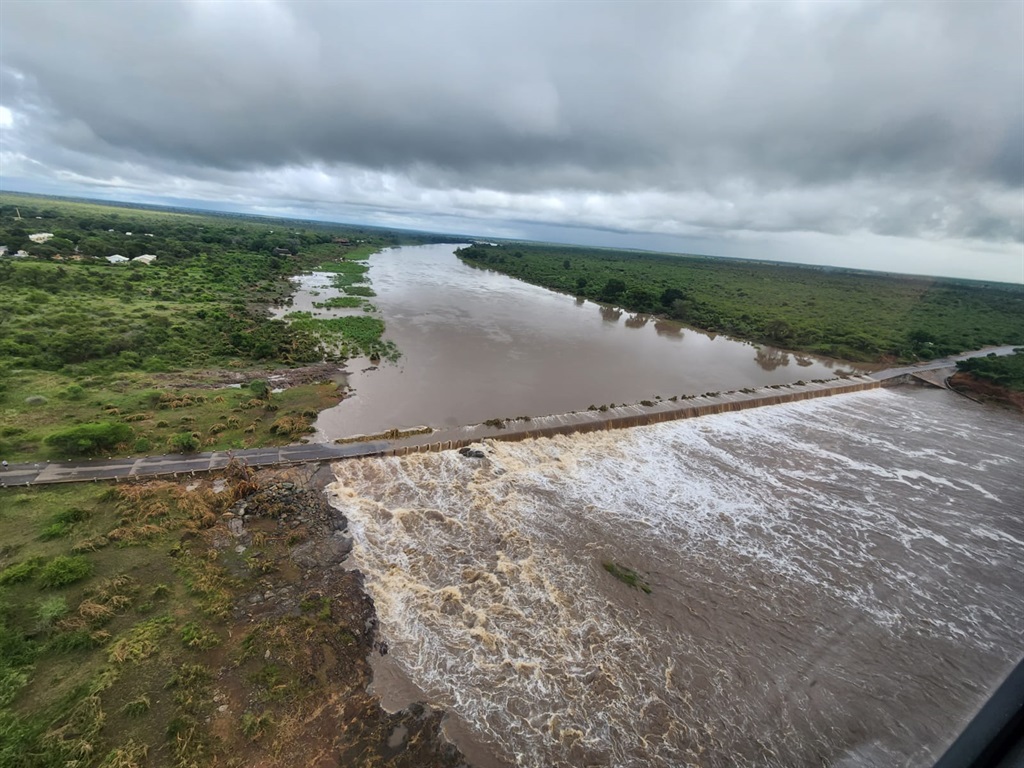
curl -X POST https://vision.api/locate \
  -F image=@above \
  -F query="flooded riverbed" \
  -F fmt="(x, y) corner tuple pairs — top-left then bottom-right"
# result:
(313, 244), (862, 439)
(329, 387), (1024, 767)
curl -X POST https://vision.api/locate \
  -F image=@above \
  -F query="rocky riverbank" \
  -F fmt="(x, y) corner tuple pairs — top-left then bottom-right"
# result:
(211, 461), (470, 767)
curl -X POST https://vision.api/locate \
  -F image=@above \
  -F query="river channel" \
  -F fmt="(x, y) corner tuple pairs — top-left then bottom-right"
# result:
(330, 387), (1023, 767)
(306, 244), (863, 440)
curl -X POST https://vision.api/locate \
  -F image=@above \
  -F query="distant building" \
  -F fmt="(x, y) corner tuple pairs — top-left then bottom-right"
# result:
(0, 245), (7, 256)
(106, 254), (129, 264)
(14, 250), (30, 258)
(133, 254), (157, 265)
(28, 232), (54, 243)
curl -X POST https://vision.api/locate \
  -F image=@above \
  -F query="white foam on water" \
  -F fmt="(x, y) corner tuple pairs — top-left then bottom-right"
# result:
(329, 389), (1024, 767)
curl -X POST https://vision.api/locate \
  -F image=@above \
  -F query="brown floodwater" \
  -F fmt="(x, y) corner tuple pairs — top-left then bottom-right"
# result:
(312, 244), (864, 439)
(329, 387), (1024, 767)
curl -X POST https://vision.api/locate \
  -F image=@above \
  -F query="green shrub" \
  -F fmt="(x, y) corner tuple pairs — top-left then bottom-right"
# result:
(44, 421), (132, 456)
(61, 384), (85, 400)
(240, 710), (273, 741)
(48, 629), (101, 652)
(120, 695), (151, 717)
(170, 432), (200, 453)
(54, 508), (90, 525)
(38, 522), (71, 541)
(36, 596), (68, 628)
(38, 556), (94, 588)
(133, 437), (152, 453)
(0, 559), (43, 585)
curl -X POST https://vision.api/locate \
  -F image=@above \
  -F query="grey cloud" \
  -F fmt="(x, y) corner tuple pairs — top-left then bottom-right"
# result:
(1, 0), (1022, 267)
(3, 1), (1020, 185)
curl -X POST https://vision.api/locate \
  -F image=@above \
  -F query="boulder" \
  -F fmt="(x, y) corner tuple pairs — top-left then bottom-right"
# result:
(291, 533), (354, 569)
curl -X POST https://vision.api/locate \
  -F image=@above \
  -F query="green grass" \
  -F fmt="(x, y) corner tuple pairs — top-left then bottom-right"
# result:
(284, 312), (398, 362)
(0, 370), (343, 463)
(0, 479), (239, 766)
(0, 192), (425, 463)
(312, 296), (364, 309)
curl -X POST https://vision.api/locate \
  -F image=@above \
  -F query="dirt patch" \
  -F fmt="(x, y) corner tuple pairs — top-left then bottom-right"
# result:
(949, 372), (1024, 412)
(153, 362), (349, 391)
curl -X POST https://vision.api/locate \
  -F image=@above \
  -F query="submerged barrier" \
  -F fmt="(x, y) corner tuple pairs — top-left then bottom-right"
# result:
(384, 376), (881, 456)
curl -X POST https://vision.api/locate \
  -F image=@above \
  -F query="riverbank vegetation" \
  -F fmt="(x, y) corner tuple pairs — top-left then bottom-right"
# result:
(457, 244), (1024, 363)
(0, 466), (465, 767)
(0, 193), (438, 462)
(951, 350), (1024, 411)
(955, 350), (1024, 391)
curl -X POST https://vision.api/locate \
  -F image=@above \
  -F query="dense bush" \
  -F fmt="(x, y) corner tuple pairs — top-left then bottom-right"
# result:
(956, 350), (1024, 391)
(170, 432), (200, 453)
(37, 556), (93, 588)
(44, 422), (132, 456)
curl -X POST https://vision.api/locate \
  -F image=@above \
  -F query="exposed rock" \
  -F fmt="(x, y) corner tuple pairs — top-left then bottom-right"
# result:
(291, 534), (354, 569)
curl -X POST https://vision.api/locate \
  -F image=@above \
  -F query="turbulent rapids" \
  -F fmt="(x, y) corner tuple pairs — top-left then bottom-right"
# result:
(327, 388), (1024, 767)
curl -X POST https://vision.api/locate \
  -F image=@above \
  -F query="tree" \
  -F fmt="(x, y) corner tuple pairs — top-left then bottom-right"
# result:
(599, 278), (626, 302)
(624, 287), (656, 313)
(660, 287), (686, 307)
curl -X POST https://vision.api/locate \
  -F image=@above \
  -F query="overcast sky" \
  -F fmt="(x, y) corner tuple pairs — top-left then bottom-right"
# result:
(1, 0), (1021, 281)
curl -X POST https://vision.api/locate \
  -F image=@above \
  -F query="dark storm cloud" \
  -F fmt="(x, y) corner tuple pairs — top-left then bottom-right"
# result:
(1, 0), (1022, 274)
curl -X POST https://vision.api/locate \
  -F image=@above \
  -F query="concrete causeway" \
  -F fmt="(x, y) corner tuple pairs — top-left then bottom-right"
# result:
(2, 345), (1016, 488)
(2, 377), (877, 487)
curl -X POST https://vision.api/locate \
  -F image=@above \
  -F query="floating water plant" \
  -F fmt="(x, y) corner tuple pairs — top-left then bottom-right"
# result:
(602, 561), (652, 594)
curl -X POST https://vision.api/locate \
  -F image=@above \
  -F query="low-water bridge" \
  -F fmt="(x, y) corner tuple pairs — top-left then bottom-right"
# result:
(2, 346), (1015, 488)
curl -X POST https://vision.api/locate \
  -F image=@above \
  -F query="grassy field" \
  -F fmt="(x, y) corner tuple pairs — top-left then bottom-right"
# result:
(0, 467), (464, 767)
(0, 369), (342, 462)
(457, 244), (1024, 362)
(0, 193), (437, 463)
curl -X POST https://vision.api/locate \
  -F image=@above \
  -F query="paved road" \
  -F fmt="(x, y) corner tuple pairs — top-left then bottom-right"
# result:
(2, 346), (1016, 489)
(869, 345), (1019, 380)
(2, 441), (390, 488)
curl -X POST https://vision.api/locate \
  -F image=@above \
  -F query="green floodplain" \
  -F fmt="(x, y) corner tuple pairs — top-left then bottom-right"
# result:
(1, 191), (1023, 767)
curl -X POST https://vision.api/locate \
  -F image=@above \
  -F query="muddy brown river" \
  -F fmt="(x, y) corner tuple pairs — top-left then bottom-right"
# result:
(329, 388), (1023, 767)
(300, 243), (1020, 766)
(311, 244), (862, 439)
